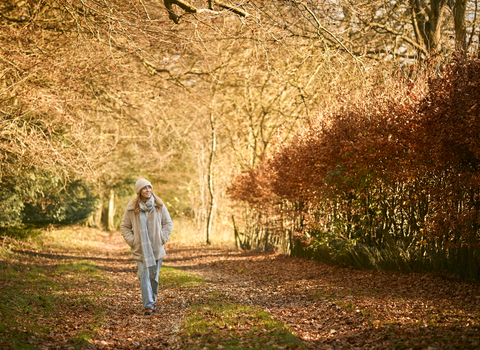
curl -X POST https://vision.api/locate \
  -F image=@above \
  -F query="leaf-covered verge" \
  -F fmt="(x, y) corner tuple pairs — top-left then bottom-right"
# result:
(0, 226), (306, 350)
(165, 246), (480, 350)
(177, 297), (307, 350)
(0, 226), (188, 349)
(0, 227), (109, 349)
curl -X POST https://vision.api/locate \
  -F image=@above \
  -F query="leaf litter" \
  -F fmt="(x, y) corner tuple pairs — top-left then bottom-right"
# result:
(2, 227), (479, 349)
(165, 247), (480, 350)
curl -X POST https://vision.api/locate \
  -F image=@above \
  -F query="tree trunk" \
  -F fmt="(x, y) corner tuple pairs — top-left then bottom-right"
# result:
(88, 204), (103, 228)
(454, 0), (468, 51)
(206, 113), (216, 245)
(107, 188), (115, 232)
(232, 215), (240, 249)
(410, 0), (449, 53)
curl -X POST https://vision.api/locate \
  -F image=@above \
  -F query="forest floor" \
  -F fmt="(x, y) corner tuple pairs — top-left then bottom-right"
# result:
(1, 226), (480, 350)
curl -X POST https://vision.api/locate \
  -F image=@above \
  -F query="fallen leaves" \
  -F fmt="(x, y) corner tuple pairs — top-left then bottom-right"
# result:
(165, 245), (480, 349)
(2, 226), (480, 349)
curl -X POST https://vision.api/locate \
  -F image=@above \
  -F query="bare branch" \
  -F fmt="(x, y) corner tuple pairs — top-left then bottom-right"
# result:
(292, 0), (365, 80)
(366, 22), (429, 55)
(160, 0), (246, 24)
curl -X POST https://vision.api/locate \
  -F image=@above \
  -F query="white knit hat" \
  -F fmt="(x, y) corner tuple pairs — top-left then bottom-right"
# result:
(135, 178), (152, 194)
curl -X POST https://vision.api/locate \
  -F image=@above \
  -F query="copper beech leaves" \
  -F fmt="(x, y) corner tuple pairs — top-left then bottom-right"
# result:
(166, 242), (480, 349)
(228, 52), (480, 280)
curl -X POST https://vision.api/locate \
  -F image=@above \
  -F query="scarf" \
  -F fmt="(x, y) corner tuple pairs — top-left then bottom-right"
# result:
(139, 196), (157, 276)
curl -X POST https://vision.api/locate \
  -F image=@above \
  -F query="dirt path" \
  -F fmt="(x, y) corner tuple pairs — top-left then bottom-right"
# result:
(81, 231), (185, 349)
(16, 228), (475, 350)
(78, 230), (480, 350)
(163, 245), (480, 350)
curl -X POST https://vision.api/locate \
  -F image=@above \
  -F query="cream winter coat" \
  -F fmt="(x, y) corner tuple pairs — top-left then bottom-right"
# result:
(120, 196), (173, 261)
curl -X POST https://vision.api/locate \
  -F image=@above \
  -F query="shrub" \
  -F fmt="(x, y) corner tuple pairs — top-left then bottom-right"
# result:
(229, 52), (480, 281)
(0, 172), (98, 228)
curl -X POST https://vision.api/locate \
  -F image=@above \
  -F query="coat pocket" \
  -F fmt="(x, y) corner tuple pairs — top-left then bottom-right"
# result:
(132, 232), (140, 248)
(123, 232), (134, 248)
(160, 229), (169, 245)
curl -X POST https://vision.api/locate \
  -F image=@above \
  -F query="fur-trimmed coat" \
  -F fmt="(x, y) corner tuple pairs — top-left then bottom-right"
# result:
(120, 196), (173, 261)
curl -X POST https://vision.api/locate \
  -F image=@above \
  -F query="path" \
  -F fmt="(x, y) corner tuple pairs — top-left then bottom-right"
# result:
(34, 229), (480, 349)
(163, 246), (480, 349)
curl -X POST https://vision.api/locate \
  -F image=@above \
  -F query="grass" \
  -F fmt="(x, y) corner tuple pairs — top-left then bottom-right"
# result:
(159, 265), (206, 288)
(0, 226), (42, 241)
(0, 264), (58, 339)
(0, 225), (103, 259)
(0, 226), (109, 349)
(309, 291), (357, 311)
(154, 257), (307, 349)
(178, 297), (308, 350)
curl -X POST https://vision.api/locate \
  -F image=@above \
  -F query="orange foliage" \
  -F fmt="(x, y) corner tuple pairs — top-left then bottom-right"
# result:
(229, 52), (480, 279)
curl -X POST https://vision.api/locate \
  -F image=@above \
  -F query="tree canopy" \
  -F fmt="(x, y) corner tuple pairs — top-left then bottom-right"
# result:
(2, 1), (479, 269)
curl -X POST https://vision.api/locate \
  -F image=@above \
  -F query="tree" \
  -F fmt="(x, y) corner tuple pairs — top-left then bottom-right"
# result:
(279, 0), (476, 60)
(6, 0), (474, 237)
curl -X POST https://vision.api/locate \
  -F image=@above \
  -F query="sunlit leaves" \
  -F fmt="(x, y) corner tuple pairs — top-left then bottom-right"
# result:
(229, 52), (480, 280)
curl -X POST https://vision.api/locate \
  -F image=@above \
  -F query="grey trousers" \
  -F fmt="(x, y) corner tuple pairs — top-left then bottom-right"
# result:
(136, 259), (163, 309)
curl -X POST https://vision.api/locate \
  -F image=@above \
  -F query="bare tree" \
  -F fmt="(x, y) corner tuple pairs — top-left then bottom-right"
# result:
(5, 0), (475, 235)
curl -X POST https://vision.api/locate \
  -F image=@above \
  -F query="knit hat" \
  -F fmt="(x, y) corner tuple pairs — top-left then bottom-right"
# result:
(135, 178), (152, 194)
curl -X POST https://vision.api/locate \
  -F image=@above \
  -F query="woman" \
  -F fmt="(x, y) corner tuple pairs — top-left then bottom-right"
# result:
(121, 178), (173, 315)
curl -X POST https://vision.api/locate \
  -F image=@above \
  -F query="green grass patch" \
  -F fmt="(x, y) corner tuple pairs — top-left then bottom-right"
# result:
(309, 291), (332, 300)
(0, 226), (42, 240)
(178, 298), (308, 350)
(0, 226), (104, 261)
(0, 227), (109, 349)
(0, 263), (59, 340)
(309, 291), (356, 311)
(159, 265), (206, 288)
(35, 227), (104, 253)
(53, 260), (108, 284)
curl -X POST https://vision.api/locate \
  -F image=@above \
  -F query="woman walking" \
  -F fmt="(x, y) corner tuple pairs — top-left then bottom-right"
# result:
(121, 178), (173, 315)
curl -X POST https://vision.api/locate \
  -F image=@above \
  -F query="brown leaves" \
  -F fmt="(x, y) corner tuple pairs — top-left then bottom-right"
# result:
(164, 244), (480, 349)
(3, 227), (480, 349)
(228, 52), (480, 279)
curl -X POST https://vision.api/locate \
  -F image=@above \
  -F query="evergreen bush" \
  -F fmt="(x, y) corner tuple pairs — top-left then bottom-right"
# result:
(22, 180), (99, 225)
(0, 189), (24, 228)
(0, 171), (98, 229)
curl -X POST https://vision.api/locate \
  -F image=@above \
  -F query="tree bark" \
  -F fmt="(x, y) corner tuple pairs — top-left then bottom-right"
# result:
(107, 188), (115, 232)
(454, 0), (468, 51)
(410, 0), (449, 53)
(206, 113), (216, 245)
(88, 204), (103, 228)
(162, 0), (246, 24)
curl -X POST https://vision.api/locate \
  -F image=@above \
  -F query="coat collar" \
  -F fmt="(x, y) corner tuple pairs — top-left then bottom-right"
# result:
(126, 198), (137, 211)
(125, 195), (164, 211)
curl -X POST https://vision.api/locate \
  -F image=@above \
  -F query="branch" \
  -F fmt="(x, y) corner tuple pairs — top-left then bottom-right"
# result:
(161, 0), (246, 24)
(0, 55), (23, 72)
(292, 0), (365, 80)
(136, 54), (190, 90)
(210, 0), (246, 17)
(0, 8), (29, 23)
(366, 22), (429, 55)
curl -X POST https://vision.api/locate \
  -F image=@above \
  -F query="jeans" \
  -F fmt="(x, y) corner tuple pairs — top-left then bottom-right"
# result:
(136, 259), (163, 309)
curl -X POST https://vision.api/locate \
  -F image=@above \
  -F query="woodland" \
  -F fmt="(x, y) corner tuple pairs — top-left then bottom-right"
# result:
(2, 0), (480, 279)
(1, 0), (480, 349)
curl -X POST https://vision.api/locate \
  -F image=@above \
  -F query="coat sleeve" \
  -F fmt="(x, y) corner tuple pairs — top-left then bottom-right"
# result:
(120, 208), (135, 247)
(161, 204), (173, 244)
